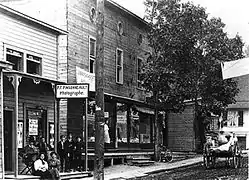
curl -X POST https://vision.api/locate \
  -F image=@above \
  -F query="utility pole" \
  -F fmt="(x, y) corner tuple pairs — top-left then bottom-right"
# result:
(94, 0), (105, 179)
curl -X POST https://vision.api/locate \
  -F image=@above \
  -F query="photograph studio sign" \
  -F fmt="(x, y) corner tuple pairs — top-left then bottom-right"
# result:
(56, 84), (89, 99)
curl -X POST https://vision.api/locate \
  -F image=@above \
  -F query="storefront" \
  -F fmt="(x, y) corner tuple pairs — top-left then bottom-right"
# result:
(3, 72), (62, 175)
(73, 94), (154, 153)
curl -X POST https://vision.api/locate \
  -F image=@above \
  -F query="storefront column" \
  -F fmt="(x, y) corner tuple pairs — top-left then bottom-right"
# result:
(7, 74), (22, 177)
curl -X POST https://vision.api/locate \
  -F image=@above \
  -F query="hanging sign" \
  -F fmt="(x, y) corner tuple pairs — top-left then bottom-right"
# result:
(56, 84), (89, 98)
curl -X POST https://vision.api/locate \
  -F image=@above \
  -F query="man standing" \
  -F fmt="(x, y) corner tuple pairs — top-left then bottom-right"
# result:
(57, 135), (66, 172)
(65, 133), (75, 172)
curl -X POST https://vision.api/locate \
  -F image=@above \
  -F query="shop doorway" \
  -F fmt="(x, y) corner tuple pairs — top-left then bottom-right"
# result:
(4, 110), (13, 171)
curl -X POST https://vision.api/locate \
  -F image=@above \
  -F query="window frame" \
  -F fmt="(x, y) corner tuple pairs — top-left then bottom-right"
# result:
(4, 44), (43, 76)
(89, 36), (96, 74)
(238, 110), (243, 127)
(116, 48), (124, 84)
(137, 57), (143, 89)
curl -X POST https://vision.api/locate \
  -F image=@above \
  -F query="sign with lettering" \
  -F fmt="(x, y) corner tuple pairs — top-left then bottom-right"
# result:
(76, 66), (95, 91)
(56, 84), (89, 98)
(29, 119), (38, 136)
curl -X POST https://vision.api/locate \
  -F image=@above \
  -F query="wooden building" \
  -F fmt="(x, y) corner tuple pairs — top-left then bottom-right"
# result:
(0, 4), (67, 178)
(1, 0), (156, 167)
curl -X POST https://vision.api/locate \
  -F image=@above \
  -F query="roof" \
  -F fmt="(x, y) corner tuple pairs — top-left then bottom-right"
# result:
(228, 101), (249, 109)
(105, 0), (149, 27)
(0, 3), (67, 35)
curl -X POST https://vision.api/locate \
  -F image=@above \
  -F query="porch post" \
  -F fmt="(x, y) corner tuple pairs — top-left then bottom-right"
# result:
(84, 98), (88, 171)
(11, 75), (22, 177)
(52, 83), (59, 153)
(0, 72), (4, 179)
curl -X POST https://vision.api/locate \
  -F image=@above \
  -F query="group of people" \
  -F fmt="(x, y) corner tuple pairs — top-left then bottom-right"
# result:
(57, 133), (85, 173)
(33, 151), (60, 180)
(20, 133), (85, 179)
(207, 131), (238, 152)
(20, 136), (60, 180)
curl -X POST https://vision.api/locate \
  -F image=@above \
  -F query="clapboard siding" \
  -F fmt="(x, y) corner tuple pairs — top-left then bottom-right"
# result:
(67, 0), (96, 84)
(66, 0), (150, 102)
(167, 104), (195, 152)
(103, 5), (150, 101)
(0, 13), (58, 80)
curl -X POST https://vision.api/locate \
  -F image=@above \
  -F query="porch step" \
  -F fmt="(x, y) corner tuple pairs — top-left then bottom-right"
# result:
(171, 152), (197, 162)
(131, 160), (155, 166)
(60, 171), (93, 180)
(126, 155), (154, 166)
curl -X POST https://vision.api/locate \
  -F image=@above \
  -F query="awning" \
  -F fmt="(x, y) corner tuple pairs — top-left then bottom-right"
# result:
(133, 105), (155, 115)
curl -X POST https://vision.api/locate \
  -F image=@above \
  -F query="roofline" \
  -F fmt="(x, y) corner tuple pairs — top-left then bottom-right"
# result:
(105, 0), (149, 26)
(0, 3), (68, 35)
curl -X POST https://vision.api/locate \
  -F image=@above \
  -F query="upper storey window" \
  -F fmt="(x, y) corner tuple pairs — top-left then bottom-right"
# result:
(137, 57), (143, 88)
(6, 47), (42, 76)
(89, 37), (96, 73)
(26, 54), (42, 75)
(6, 48), (23, 71)
(116, 48), (123, 84)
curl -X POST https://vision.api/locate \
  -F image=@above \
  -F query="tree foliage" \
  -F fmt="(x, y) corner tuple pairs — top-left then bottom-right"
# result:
(143, 0), (243, 116)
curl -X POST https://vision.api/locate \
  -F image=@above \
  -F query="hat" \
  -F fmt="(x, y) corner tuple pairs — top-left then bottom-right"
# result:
(50, 151), (57, 157)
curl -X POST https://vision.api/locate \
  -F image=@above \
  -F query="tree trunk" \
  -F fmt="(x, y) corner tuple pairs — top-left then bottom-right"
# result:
(154, 91), (160, 161)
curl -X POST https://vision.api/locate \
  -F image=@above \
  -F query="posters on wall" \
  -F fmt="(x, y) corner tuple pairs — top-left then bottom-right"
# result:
(17, 122), (23, 148)
(49, 123), (55, 149)
(29, 119), (38, 135)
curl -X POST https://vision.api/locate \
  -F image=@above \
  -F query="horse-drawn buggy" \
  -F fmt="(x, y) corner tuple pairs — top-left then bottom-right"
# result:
(203, 131), (242, 169)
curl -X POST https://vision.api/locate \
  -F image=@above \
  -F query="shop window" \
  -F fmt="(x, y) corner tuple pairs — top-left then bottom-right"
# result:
(89, 37), (96, 73)
(139, 113), (151, 143)
(6, 48), (23, 71)
(116, 48), (123, 84)
(26, 54), (42, 75)
(116, 103), (127, 143)
(26, 109), (47, 146)
(87, 100), (96, 142)
(130, 108), (139, 143)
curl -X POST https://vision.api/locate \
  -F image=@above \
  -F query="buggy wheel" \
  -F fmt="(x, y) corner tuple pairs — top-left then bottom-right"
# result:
(165, 149), (173, 162)
(203, 155), (212, 169)
(232, 155), (241, 169)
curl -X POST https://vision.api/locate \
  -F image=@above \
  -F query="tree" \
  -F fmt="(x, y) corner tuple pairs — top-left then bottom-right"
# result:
(143, 0), (243, 153)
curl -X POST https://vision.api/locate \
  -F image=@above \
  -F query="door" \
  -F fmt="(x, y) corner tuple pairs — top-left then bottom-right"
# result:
(4, 110), (13, 171)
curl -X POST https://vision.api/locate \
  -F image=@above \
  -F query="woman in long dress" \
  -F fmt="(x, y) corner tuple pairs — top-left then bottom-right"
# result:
(104, 119), (110, 143)
(48, 151), (61, 180)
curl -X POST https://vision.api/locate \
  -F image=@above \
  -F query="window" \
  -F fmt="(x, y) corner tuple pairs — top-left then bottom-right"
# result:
(5, 46), (42, 76)
(117, 103), (127, 143)
(26, 54), (42, 75)
(116, 48), (123, 84)
(225, 110), (244, 127)
(117, 21), (124, 35)
(238, 111), (243, 127)
(89, 37), (96, 73)
(6, 48), (23, 71)
(137, 58), (143, 88)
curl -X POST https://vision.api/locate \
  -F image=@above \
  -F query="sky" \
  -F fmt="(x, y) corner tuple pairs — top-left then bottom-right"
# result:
(112, 0), (249, 45)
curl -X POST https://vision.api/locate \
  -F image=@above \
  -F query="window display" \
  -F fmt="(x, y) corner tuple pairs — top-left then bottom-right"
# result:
(116, 103), (127, 143)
